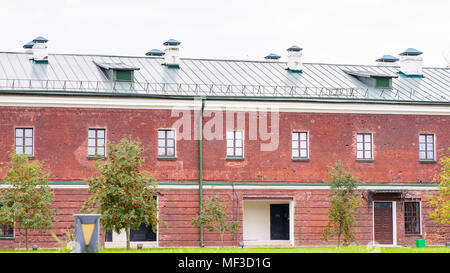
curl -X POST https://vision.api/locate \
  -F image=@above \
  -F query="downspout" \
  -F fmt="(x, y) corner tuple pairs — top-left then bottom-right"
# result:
(199, 96), (205, 247)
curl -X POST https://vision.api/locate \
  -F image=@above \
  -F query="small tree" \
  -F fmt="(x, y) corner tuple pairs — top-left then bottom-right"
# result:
(0, 153), (55, 250)
(322, 161), (361, 247)
(82, 137), (164, 250)
(191, 195), (239, 247)
(427, 153), (449, 225)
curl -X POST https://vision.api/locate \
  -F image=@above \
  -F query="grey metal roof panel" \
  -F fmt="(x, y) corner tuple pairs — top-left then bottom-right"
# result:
(0, 51), (448, 103)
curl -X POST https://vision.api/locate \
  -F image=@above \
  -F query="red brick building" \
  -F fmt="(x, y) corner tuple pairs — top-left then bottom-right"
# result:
(0, 38), (449, 249)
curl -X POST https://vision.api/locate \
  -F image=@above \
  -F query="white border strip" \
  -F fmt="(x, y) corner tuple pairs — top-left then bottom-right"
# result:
(0, 95), (449, 115)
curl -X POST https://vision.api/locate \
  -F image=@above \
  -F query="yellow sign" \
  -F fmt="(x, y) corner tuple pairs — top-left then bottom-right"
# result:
(81, 224), (95, 246)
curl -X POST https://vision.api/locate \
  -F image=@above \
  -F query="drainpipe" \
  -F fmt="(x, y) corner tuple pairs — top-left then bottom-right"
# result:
(199, 96), (205, 247)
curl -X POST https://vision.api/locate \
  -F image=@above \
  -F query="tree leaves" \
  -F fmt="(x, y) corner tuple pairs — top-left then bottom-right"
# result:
(322, 161), (361, 247)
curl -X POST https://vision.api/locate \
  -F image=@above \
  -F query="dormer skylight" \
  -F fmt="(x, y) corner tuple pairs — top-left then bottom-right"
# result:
(344, 70), (398, 89)
(94, 61), (140, 82)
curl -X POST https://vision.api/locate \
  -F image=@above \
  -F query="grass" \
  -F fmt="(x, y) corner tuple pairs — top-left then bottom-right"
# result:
(0, 246), (448, 253)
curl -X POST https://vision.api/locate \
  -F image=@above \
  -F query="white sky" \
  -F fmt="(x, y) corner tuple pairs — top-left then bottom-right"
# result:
(1, 0), (449, 67)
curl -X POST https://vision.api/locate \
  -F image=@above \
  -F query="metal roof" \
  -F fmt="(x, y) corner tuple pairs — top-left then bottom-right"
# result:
(145, 49), (165, 56)
(32, 36), (48, 43)
(23, 41), (35, 49)
(93, 61), (140, 71)
(344, 70), (399, 78)
(376, 55), (399, 62)
(265, 53), (281, 59)
(163, 39), (181, 46)
(287, 45), (302, 52)
(0, 51), (448, 103)
(400, 48), (423, 56)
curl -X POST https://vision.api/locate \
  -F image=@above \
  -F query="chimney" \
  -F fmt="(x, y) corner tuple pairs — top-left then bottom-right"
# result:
(163, 39), (181, 68)
(399, 48), (423, 77)
(286, 45), (303, 72)
(265, 53), (281, 62)
(31, 36), (49, 63)
(375, 55), (399, 66)
(23, 41), (34, 54)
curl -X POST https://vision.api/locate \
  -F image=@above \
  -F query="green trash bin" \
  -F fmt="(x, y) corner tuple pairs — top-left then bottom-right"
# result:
(416, 239), (426, 248)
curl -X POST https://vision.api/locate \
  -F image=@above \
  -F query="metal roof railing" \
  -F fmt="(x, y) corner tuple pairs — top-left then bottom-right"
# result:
(0, 78), (446, 102)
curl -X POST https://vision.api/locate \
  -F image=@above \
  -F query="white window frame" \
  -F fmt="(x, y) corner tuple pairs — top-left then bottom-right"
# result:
(88, 128), (107, 157)
(357, 133), (373, 160)
(226, 130), (244, 158)
(15, 127), (34, 157)
(157, 128), (176, 158)
(292, 131), (309, 159)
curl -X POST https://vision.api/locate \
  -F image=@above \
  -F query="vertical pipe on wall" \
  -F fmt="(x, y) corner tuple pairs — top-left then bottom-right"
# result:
(199, 96), (205, 247)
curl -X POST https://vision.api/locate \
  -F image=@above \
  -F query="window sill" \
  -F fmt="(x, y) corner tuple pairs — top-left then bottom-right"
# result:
(157, 156), (177, 161)
(405, 234), (422, 237)
(356, 159), (374, 162)
(87, 156), (106, 160)
(292, 158), (310, 162)
(419, 160), (436, 163)
(226, 157), (245, 161)
(0, 237), (15, 240)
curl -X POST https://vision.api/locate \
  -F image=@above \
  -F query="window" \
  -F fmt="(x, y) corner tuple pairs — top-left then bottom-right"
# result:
(0, 224), (14, 238)
(0, 205), (14, 238)
(105, 223), (156, 242)
(114, 70), (133, 82)
(419, 134), (435, 160)
(292, 132), (308, 159)
(15, 128), (33, 156)
(226, 131), (243, 158)
(158, 129), (175, 157)
(404, 202), (421, 235)
(374, 77), (392, 89)
(357, 133), (373, 160)
(88, 129), (106, 157)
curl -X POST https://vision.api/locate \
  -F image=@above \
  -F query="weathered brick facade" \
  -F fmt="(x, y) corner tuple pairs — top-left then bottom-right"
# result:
(0, 105), (449, 249)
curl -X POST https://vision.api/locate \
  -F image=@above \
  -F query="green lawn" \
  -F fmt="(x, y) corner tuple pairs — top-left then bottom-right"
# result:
(0, 246), (448, 253)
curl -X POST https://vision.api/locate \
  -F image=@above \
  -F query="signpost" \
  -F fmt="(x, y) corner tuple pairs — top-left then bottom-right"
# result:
(74, 214), (101, 253)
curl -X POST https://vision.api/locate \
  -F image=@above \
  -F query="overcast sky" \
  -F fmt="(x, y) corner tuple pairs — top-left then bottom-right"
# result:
(1, 0), (449, 67)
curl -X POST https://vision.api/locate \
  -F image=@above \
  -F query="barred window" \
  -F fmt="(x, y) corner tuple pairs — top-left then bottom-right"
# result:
(88, 129), (106, 157)
(0, 205), (14, 238)
(419, 134), (435, 160)
(0, 224), (14, 238)
(226, 131), (243, 157)
(158, 129), (175, 157)
(15, 128), (33, 156)
(357, 133), (373, 160)
(404, 202), (421, 235)
(292, 132), (308, 159)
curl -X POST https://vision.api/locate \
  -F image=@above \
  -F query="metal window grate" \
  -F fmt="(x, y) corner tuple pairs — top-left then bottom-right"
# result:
(404, 202), (420, 235)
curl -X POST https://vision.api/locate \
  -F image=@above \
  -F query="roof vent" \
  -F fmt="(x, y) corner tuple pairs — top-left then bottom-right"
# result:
(145, 49), (165, 56)
(399, 48), (424, 77)
(163, 39), (181, 68)
(375, 55), (399, 66)
(265, 53), (281, 62)
(31, 36), (48, 63)
(23, 41), (35, 54)
(286, 45), (303, 73)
